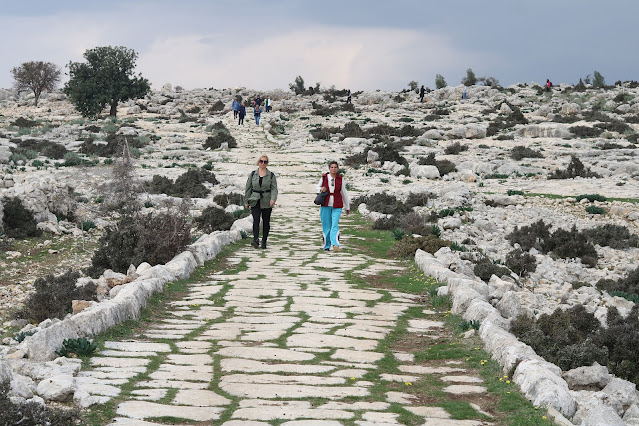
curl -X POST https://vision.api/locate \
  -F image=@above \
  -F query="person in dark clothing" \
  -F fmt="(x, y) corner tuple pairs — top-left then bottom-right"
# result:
(238, 102), (246, 125)
(346, 89), (352, 104)
(232, 99), (240, 119)
(255, 96), (262, 106)
(244, 155), (278, 249)
(420, 85), (426, 102)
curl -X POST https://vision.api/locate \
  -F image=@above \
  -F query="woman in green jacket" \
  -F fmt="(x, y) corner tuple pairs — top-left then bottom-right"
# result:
(244, 154), (278, 249)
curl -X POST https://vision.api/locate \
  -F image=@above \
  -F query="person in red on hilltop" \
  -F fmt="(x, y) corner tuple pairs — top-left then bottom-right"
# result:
(546, 79), (553, 92)
(316, 161), (350, 252)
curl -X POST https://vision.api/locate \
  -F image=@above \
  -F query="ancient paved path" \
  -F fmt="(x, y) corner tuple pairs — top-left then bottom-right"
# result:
(80, 116), (493, 425)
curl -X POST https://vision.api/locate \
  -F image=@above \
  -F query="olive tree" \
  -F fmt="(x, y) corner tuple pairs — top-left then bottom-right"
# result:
(10, 61), (61, 106)
(435, 74), (447, 89)
(63, 46), (150, 117)
(461, 68), (477, 86)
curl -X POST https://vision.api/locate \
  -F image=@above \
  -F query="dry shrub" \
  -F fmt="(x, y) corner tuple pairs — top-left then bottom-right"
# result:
(15, 270), (97, 323)
(87, 203), (191, 277)
(510, 146), (544, 160)
(549, 155), (601, 179)
(473, 258), (511, 281)
(2, 196), (42, 239)
(388, 234), (450, 258)
(213, 193), (243, 208)
(505, 248), (537, 277)
(0, 380), (80, 425)
(194, 206), (235, 233)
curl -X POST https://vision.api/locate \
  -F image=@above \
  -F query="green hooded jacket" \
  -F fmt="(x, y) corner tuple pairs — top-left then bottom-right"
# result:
(244, 169), (278, 208)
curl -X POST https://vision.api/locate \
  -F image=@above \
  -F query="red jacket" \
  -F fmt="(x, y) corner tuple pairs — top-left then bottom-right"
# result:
(322, 173), (344, 208)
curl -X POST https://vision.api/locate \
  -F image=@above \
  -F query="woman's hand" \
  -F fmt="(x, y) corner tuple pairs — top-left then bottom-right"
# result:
(270, 200), (275, 207)
(320, 186), (328, 192)
(346, 209), (351, 215)
(244, 204), (249, 209)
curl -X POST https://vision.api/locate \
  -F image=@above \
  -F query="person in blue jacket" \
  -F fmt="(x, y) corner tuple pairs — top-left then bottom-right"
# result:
(238, 102), (246, 125)
(232, 99), (240, 119)
(254, 104), (262, 126)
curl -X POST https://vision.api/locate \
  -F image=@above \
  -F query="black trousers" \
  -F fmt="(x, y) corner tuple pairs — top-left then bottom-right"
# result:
(239, 116), (244, 125)
(251, 205), (272, 242)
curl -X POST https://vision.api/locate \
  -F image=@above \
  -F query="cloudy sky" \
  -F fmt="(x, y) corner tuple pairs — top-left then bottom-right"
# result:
(1, 0), (637, 92)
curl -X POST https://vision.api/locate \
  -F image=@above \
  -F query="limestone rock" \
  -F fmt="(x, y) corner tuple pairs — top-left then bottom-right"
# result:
(582, 405), (625, 426)
(563, 362), (611, 390)
(561, 103), (581, 115)
(409, 164), (440, 179)
(103, 270), (131, 288)
(602, 377), (639, 407)
(36, 374), (75, 401)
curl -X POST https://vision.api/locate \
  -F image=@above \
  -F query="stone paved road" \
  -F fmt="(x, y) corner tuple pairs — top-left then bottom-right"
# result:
(81, 116), (493, 425)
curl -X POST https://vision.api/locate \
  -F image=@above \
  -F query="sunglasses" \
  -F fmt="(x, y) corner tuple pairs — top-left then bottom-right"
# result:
(259, 160), (268, 164)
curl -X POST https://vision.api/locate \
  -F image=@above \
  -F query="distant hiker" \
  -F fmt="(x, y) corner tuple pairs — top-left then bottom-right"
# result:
(232, 99), (240, 119)
(264, 97), (270, 112)
(546, 79), (553, 92)
(346, 90), (352, 104)
(255, 96), (262, 107)
(462, 86), (467, 100)
(419, 85), (426, 102)
(254, 104), (262, 126)
(238, 102), (246, 125)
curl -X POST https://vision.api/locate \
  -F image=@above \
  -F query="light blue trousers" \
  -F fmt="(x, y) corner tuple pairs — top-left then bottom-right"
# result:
(320, 206), (342, 249)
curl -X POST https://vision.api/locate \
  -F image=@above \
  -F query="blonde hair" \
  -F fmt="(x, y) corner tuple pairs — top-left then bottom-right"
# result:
(256, 154), (269, 165)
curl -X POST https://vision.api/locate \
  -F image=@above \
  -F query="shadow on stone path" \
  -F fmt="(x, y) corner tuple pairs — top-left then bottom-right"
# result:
(79, 117), (493, 425)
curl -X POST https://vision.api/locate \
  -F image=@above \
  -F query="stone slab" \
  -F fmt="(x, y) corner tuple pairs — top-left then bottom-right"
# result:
(116, 401), (223, 421)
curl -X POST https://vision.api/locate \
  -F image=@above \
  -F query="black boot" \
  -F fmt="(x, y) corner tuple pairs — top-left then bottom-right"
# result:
(251, 239), (259, 248)
(261, 238), (267, 249)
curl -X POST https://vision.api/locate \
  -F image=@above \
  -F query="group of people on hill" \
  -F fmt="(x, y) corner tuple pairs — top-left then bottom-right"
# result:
(244, 157), (348, 252)
(231, 96), (272, 126)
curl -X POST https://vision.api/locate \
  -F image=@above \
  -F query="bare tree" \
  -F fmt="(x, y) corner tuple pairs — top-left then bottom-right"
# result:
(11, 61), (61, 106)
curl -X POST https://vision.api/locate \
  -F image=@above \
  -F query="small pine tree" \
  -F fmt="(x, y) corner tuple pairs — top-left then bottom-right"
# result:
(435, 74), (447, 89)
(408, 81), (419, 93)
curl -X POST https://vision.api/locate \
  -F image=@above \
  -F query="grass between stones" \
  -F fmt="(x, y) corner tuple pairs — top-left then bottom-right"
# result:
(340, 212), (554, 425)
(80, 239), (248, 425)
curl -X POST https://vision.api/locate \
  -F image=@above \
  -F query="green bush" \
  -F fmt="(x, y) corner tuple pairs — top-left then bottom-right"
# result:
(511, 305), (605, 371)
(55, 337), (98, 357)
(204, 130), (237, 149)
(473, 258), (511, 281)
(365, 193), (412, 215)
(0, 380), (80, 425)
(14, 270), (97, 323)
(405, 192), (432, 208)
(11, 138), (68, 160)
(570, 126), (604, 138)
(63, 151), (83, 166)
(507, 190), (524, 196)
(194, 206), (235, 233)
(505, 248), (537, 277)
(584, 224), (639, 249)
(2, 197), (42, 238)
(86, 216), (138, 277)
(419, 153), (457, 175)
(147, 169), (218, 199)
(81, 221), (96, 232)
(510, 146), (544, 160)
(585, 205), (606, 215)
(13, 330), (36, 343)
(575, 194), (607, 202)
(597, 267), (639, 297)
(548, 156), (601, 179)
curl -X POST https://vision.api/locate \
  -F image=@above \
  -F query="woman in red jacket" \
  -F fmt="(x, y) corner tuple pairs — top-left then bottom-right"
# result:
(316, 161), (350, 252)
